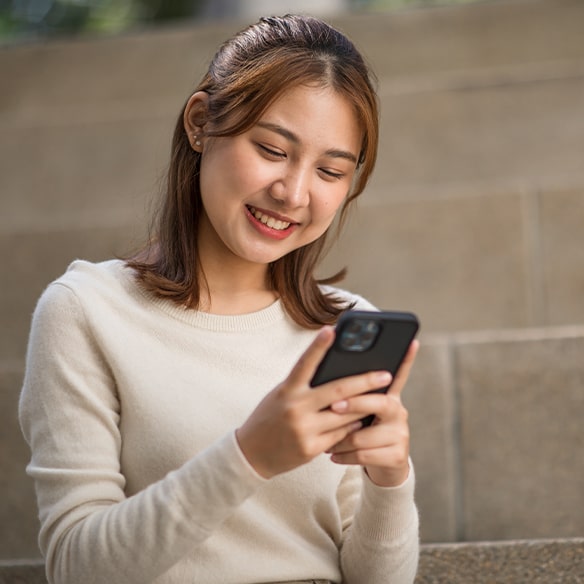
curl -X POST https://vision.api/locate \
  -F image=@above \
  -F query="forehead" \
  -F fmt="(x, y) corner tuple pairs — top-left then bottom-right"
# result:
(256, 84), (363, 151)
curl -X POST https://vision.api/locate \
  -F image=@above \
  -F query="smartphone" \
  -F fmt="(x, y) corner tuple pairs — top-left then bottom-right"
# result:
(310, 310), (420, 427)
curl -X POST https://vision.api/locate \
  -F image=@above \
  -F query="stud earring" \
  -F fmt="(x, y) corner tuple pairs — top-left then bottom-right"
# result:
(193, 134), (201, 147)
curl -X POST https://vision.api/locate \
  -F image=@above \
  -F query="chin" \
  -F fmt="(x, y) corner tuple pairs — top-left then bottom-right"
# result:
(238, 244), (296, 265)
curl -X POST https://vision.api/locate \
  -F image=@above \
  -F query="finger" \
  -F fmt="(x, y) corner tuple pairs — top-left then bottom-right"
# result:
(330, 390), (403, 421)
(330, 446), (411, 475)
(319, 418), (365, 452)
(328, 423), (406, 455)
(284, 326), (335, 392)
(317, 408), (366, 434)
(388, 339), (419, 398)
(312, 370), (392, 411)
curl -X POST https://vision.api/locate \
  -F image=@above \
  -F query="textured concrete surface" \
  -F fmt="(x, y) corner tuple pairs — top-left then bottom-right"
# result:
(0, 225), (142, 365)
(0, 119), (168, 232)
(0, 24), (228, 114)
(404, 338), (458, 543)
(2, 539), (583, 584)
(0, 367), (39, 559)
(4, 0), (583, 114)
(456, 328), (584, 541)
(540, 187), (584, 326)
(321, 193), (531, 333)
(416, 538), (584, 584)
(337, 0), (584, 78)
(373, 75), (584, 193)
(0, 560), (46, 584)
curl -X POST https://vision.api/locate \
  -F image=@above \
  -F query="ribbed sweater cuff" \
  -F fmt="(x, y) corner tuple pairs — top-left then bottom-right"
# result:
(354, 460), (418, 542)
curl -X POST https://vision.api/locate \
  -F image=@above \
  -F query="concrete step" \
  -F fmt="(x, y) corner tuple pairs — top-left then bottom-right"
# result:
(338, 0), (584, 78)
(1, 538), (582, 583)
(320, 183), (584, 333)
(0, 559), (45, 584)
(3, 0), (584, 116)
(416, 537), (584, 584)
(406, 326), (584, 543)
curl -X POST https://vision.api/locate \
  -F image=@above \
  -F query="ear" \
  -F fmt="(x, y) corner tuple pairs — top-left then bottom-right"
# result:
(183, 91), (209, 152)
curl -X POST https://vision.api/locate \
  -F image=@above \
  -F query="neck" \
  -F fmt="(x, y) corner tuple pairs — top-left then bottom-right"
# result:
(195, 213), (280, 315)
(199, 276), (278, 316)
(197, 252), (277, 316)
(201, 289), (278, 316)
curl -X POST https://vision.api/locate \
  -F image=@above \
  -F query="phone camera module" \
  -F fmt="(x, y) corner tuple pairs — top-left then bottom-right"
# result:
(339, 319), (380, 352)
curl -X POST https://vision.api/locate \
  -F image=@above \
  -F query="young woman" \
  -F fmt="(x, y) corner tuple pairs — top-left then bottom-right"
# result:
(20, 14), (420, 584)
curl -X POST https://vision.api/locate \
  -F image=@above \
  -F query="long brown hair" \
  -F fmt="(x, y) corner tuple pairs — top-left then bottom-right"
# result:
(128, 14), (379, 328)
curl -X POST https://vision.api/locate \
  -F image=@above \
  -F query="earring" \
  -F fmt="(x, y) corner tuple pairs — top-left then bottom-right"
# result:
(193, 134), (201, 147)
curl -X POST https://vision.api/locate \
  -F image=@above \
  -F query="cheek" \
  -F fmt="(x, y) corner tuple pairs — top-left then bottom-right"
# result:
(200, 161), (243, 208)
(219, 154), (274, 195)
(314, 189), (348, 222)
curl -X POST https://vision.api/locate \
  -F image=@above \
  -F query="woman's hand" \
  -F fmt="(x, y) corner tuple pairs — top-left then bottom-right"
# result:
(326, 340), (419, 487)
(235, 326), (394, 479)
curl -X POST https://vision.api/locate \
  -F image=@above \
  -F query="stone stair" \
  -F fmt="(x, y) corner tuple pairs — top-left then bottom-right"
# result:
(2, 538), (584, 583)
(1, 0), (583, 579)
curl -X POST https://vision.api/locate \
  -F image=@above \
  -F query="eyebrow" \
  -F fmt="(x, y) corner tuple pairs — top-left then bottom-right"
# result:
(256, 121), (358, 164)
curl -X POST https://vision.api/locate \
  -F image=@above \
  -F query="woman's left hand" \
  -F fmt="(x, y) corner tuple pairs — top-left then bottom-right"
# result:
(326, 340), (419, 487)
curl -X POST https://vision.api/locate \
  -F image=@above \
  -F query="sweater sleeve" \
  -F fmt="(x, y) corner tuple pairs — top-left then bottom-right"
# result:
(338, 464), (420, 584)
(19, 283), (267, 584)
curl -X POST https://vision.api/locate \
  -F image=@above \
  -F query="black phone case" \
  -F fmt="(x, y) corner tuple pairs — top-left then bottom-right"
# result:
(310, 310), (419, 426)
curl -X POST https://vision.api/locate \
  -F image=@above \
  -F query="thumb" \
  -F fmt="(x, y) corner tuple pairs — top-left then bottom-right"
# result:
(283, 326), (335, 393)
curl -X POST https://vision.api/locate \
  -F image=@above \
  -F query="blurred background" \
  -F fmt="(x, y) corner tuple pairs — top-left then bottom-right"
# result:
(1, 0), (583, 579)
(0, 0), (485, 42)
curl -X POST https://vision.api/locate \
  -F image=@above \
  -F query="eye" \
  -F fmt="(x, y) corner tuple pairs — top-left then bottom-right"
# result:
(257, 143), (286, 159)
(318, 168), (345, 180)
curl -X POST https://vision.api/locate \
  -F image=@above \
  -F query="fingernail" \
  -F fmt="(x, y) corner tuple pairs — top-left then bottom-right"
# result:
(318, 325), (333, 341)
(376, 371), (392, 384)
(331, 400), (348, 413)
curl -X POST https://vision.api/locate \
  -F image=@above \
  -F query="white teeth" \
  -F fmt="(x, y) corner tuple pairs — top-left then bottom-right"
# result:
(249, 207), (291, 231)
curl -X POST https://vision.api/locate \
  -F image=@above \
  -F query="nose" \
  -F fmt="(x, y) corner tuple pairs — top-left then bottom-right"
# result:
(269, 166), (310, 209)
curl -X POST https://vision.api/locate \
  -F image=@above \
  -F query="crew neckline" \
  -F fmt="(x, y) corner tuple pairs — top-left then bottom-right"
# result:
(148, 294), (287, 331)
(113, 259), (288, 332)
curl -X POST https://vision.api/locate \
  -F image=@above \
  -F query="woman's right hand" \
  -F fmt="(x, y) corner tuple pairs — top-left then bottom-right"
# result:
(235, 326), (393, 479)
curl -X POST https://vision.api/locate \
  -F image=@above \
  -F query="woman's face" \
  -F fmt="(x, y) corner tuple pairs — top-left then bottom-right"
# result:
(195, 84), (362, 269)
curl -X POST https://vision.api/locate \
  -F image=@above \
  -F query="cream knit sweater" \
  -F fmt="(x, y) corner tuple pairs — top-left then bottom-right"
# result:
(19, 259), (419, 584)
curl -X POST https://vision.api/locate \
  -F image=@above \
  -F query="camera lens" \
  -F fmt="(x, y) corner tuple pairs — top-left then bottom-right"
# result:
(339, 319), (379, 351)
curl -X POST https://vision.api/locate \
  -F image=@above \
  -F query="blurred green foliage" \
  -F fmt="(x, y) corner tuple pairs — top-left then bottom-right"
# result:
(0, 0), (484, 42)
(361, 0), (482, 7)
(0, 0), (204, 40)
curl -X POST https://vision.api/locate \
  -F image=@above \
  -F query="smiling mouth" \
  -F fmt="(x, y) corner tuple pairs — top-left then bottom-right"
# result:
(247, 206), (293, 231)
